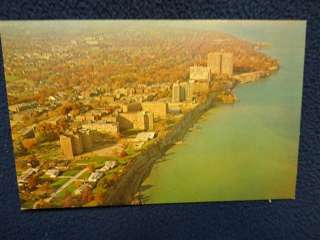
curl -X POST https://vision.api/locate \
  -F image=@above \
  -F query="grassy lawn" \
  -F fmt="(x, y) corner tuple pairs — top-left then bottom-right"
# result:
(36, 141), (62, 161)
(51, 178), (69, 189)
(39, 175), (52, 182)
(125, 145), (138, 156)
(141, 139), (156, 150)
(77, 155), (117, 168)
(78, 171), (91, 180)
(54, 183), (77, 199)
(61, 169), (81, 177)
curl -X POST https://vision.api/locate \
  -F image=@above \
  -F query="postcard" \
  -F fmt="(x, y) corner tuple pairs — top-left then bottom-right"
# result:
(0, 20), (306, 210)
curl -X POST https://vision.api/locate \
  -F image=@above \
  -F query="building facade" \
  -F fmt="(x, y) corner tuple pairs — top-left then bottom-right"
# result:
(118, 111), (153, 131)
(207, 52), (234, 77)
(172, 82), (192, 102)
(189, 66), (211, 82)
(82, 121), (119, 135)
(221, 52), (234, 76)
(141, 102), (168, 119)
(59, 135), (75, 159)
(172, 83), (181, 102)
(208, 52), (222, 75)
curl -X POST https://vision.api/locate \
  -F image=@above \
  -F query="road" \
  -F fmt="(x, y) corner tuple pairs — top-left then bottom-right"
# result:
(46, 168), (88, 202)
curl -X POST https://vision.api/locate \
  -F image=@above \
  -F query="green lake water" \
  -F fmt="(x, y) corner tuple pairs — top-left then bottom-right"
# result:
(141, 21), (306, 204)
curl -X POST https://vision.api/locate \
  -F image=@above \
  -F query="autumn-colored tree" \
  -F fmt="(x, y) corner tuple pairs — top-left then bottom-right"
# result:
(27, 155), (40, 168)
(14, 140), (28, 157)
(118, 138), (128, 149)
(94, 189), (107, 205)
(111, 148), (118, 156)
(15, 159), (28, 171)
(119, 150), (128, 158)
(35, 123), (59, 142)
(37, 182), (53, 195)
(87, 164), (95, 173)
(22, 138), (38, 150)
(27, 175), (39, 191)
(19, 190), (32, 203)
(80, 187), (94, 203)
(33, 199), (52, 209)
(74, 181), (82, 189)
(36, 92), (47, 105)
(62, 191), (82, 208)
(157, 121), (167, 136)
(21, 113), (31, 123)
(62, 195), (74, 208)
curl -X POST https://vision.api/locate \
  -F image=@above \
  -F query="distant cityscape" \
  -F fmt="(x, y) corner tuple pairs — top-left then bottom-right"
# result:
(1, 22), (279, 209)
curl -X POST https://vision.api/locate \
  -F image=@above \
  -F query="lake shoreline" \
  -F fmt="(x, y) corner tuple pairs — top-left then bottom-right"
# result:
(102, 65), (279, 206)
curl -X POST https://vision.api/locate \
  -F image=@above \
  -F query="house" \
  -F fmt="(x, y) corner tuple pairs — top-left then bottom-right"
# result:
(135, 132), (156, 142)
(88, 171), (104, 183)
(45, 169), (60, 178)
(99, 161), (117, 172)
(18, 168), (37, 185)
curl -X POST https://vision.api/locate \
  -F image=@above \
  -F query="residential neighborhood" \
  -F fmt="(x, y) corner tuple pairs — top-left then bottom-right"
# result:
(1, 21), (279, 209)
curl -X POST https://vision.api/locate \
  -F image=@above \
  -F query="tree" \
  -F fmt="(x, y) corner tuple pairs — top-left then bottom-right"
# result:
(80, 187), (94, 203)
(87, 164), (95, 173)
(14, 140), (28, 157)
(37, 182), (53, 195)
(119, 150), (128, 158)
(62, 191), (81, 208)
(94, 189), (107, 205)
(22, 138), (38, 150)
(27, 155), (40, 168)
(15, 159), (28, 171)
(35, 123), (59, 142)
(27, 175), (39, 191)
(33, 199), (52, 209)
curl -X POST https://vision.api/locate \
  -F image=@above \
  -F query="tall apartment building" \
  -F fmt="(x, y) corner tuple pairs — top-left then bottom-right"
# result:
(172, 82), (192, 102)
(79, 129), (93, 152)
(189, 66), (211, 95)
(145, 112), (154, 130)
(118, 111), (154, 131)
(72, 134), (83, 155)
(208, 52), (222, 75)
(172, 83), (182, 102)
(221, 52), (233, 76)
(60, 135), (75, 159)
(180, 82), (192, 101)
(207, 52), (234, 77)
(141, 102), (168, 119)
(60, 131), (93, 159)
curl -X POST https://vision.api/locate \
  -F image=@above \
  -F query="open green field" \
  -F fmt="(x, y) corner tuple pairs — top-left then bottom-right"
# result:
(78, 171), (91, 180)
(51, 178), (69, 189)
(54, 183), (78, 199)
(61, 169), (81, 177)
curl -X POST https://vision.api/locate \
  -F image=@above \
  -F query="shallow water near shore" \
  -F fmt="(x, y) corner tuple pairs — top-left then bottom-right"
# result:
(141, 21), (306, 204)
